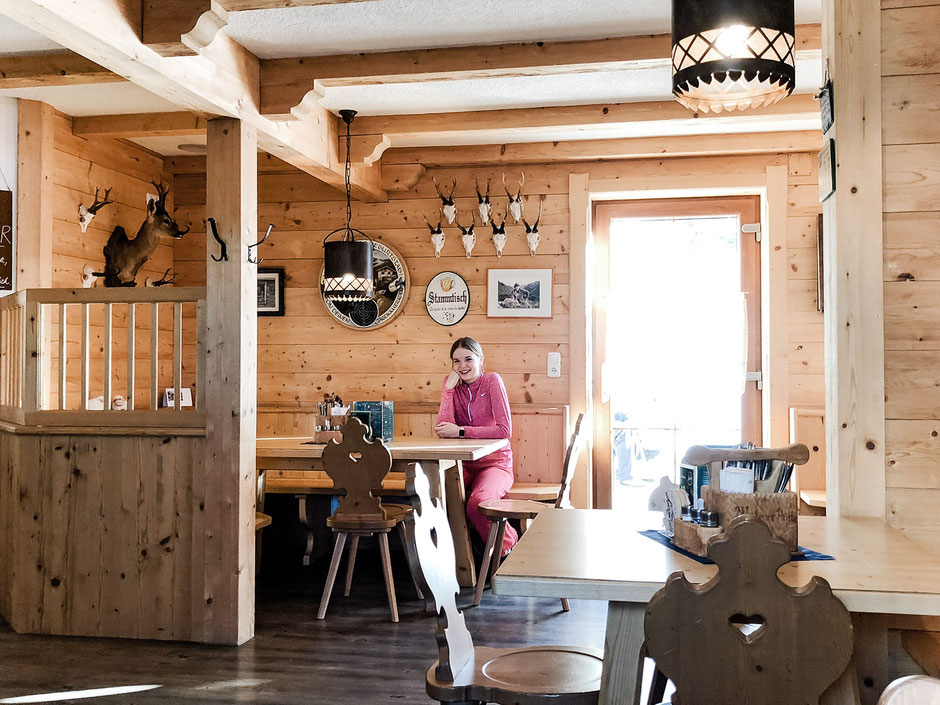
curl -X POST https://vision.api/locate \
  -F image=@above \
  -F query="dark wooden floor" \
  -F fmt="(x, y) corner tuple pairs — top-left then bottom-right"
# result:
(0, 545), (609, 704)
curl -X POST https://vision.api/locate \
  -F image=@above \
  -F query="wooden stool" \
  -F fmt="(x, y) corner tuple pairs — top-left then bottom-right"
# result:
(404, 460), (602, 705)
(474, 413), (585, 609)
(316, 418), (419, 623)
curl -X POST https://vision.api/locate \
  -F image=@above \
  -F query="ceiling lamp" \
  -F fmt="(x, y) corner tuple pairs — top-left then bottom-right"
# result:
(322, 109), (373, 302)
(671, 0), (796, 113)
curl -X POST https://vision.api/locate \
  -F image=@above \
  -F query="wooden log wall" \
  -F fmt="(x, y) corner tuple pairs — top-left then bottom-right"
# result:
(882, 0), (940, 542)
(0, 426), (209, 641)
(168, 143), (823, 488)
(48, 113), (196, 409)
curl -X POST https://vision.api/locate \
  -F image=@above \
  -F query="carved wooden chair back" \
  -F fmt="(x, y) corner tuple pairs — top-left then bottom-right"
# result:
(645, 517), (853, 705)
(321, 417), (393, 522)
(878, 676), (940, 705)
(554, 412), (586, 509)
(406, 460), (475, 682)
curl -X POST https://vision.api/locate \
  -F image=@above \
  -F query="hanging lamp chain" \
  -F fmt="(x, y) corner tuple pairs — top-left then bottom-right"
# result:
(344, 116), (352, 240)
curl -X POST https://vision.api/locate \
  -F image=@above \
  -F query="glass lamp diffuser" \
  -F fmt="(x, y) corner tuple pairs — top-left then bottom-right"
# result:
(672, 0), (795, 113)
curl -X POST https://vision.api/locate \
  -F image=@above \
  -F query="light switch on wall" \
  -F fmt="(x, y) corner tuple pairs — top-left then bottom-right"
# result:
(547, 352), (561, 378)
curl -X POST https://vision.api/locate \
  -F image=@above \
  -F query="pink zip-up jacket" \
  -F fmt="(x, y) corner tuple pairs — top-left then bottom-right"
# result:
(437, 372), (513, 472)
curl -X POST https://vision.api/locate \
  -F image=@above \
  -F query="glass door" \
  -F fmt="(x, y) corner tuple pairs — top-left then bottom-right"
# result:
(592, 197), (761, 516)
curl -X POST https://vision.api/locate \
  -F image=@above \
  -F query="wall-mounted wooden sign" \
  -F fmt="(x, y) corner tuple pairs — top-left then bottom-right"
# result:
(0, 190), (12, 292)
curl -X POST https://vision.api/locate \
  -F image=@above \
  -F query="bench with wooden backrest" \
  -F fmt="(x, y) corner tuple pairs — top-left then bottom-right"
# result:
(405, 459), (603, 705)
(645, 516), (854, 705)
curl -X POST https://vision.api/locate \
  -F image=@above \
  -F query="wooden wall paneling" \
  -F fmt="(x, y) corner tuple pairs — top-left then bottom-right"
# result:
(886, 487), (940, 540)
(822, 0), (886, 518)
(64, 435), (104, 635)
(9, 434), (42, 633)
(885, 281), (940, 350)
(883, 144), (940, 213)
(885, 351), (940, 418)
(203, 117), (257, 645)
(881, 74), (940, 146)
(884, 212), (940, 282)
(39, 436), (71, 634)
(881, 4), (940, 75)
(0, 432), (13, 620)
(790, 407), (827, 498)
(885, 419), (940, 490)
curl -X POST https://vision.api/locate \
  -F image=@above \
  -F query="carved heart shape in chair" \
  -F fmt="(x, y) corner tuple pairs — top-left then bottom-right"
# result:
(728, 613), (765, 644)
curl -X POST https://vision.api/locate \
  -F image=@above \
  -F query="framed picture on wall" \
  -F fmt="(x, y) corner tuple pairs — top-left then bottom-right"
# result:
(486, 268), (552, 318)
(257, 267), (285, 316)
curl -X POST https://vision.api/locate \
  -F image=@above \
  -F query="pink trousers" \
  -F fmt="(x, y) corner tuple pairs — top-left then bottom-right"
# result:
(463, 462), (518, 556)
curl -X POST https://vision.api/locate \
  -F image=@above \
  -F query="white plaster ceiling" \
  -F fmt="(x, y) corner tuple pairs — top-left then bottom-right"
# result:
(226, 0), (824, 58)
(0, 82), (184, 116)
(0, 14), (61, 55)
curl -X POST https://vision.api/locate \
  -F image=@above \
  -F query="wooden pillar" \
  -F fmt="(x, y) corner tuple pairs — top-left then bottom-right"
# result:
(203, 117), (257, 645)
(821, 0), (886, 517)
(762, 165), (790, 448)
(16, 99), (54, 290)
(568, 173), (592, 509)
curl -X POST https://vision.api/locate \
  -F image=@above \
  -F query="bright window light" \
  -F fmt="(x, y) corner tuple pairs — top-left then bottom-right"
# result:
(0, 685), (161, 703)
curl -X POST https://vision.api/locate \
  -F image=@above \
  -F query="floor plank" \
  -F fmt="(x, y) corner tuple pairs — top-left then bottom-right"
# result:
(0, 547), (608, 704)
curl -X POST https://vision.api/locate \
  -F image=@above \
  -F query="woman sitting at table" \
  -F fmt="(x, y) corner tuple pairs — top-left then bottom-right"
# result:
(436, 337), (518, 557)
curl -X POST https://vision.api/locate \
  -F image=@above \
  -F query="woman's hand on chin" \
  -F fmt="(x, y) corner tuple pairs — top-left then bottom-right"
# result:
(445, 370), (460, 389)
(435, 422), (460, 438)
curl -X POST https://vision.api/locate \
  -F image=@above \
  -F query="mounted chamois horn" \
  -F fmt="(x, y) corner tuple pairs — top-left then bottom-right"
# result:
(89, 181), (190, 287)
(522, 199), (542, 257)
(490, 211), (507, 257)
(474, 176), (492, 224)
(455, 214), (476, 259)
(423, 210), (446, 258)
(431, 176), (458, 224)
(503, 172), (525, 224)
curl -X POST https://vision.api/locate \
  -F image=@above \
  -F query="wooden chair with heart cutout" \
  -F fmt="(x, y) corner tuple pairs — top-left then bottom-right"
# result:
(644, 516), (855, 705)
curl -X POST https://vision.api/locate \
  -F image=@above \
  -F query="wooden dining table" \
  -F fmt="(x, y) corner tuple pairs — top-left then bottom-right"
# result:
(257, 436), (510, 587)
(492, 509), (940, 705)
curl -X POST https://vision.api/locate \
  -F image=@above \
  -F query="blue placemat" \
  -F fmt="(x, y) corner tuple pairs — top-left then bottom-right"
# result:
(638, 529), (834, 565)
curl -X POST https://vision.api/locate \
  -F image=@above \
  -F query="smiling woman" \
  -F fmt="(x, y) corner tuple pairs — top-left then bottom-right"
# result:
(436, 337), (519, 556)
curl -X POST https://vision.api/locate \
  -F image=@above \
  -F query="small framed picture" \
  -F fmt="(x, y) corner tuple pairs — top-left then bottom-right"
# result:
(161, 387), (193, 408)
(257, 266), (285, 316)
(487, 268), (552, 318)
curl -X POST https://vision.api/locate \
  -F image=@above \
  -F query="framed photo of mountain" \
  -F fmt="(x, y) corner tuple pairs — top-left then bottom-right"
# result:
(486, 268), (552, 318)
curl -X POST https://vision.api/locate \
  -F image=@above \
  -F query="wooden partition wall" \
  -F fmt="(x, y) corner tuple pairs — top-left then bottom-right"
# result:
(881, 1), (940, 542)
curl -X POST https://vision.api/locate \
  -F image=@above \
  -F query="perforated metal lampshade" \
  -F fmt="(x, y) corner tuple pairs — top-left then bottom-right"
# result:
(323, 234), (373, 302)
(672, 0), (795, 113)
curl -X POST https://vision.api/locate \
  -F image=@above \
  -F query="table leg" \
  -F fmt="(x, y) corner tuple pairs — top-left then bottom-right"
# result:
(297, 494), (315, 566)
(444, 459), (477, 588)
(852, 613), (888, 705)
(600, 601), (646, 705)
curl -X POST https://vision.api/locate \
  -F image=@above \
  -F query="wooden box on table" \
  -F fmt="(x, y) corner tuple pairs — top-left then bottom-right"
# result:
(672, 488), (798, 557)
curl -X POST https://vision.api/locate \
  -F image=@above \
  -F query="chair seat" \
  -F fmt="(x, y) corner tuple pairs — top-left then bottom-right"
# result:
(479, 498), (550, 521)
(427, 644), (603, 704)
(504, 482), (561, 502)
(327, 503), (410, 531)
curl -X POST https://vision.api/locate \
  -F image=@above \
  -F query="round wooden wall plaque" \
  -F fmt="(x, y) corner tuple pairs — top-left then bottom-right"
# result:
(425, 271), (470, 326)
(319, 241), (409, 330)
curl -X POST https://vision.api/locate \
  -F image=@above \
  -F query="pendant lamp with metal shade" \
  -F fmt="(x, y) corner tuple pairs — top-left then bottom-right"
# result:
(672, 0), (796, 113)
(322, 109), (374, 302)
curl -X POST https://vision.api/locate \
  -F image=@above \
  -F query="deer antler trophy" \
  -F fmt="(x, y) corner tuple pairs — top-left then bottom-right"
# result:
(86, 181), (190, 287)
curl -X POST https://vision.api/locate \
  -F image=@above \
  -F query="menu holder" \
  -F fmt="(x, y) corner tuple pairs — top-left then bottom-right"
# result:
(312, 413), (350, 443)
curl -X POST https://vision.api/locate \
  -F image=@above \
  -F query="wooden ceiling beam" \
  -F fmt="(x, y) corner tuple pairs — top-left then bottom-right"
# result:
(4, 0), (386, 202)
(351, 94), (821, 145)
(260, 24), (821, 119)
(141, 0), (228, 57)
(219, 0), (378, 9)
(72, 112), (209, 138)
(0, 50), (124, 88)
(382, 130), (824, 167)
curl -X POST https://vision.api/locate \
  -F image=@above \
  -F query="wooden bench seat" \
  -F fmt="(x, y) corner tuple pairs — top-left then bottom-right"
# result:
(255, 511), (272, 530)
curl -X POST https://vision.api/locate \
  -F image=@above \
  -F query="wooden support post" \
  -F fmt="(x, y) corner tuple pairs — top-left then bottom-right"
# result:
(57, 303), (66, 410)
(763, 165), (790, 448)
(203, 117), (258, 645)
(821, 0), (886, 518)
(16, 100), (54, 290)
(102, 302), (112, 409)
(568, 173), (591, 509)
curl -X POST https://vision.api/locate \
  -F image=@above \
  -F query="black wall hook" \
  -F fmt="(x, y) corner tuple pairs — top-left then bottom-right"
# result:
(208, 217), (228, 262)
(248, 223), (275, 264)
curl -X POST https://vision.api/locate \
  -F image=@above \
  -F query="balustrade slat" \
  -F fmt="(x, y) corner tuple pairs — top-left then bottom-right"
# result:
(196, 301), (206, 411)
(58, 303), (66, 410)
(80, 303), (89, 410)
(150, 303), (159, 411)
(173, 302), (182, 412)
(102, 302), (112, 410)
(127, 303), (135, 412)
(23, 299), (41, 414)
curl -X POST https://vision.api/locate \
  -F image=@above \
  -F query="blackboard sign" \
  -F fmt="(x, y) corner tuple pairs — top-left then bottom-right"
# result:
(0, 190), (12, 292)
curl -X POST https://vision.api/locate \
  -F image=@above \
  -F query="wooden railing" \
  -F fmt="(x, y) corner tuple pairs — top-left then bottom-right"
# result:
(0, 287), (206, 428)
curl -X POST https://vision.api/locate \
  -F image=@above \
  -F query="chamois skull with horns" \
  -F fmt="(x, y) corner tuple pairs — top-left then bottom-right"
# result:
(87, 181), (189, 287)
(503, 172), (525, 224)
(423, 211), (446, 258)
(474, 176), (492, 225)
(431, 176), (458, 224)
(522, 199), (542, 257)
(456, 215), (476, 259)
(490, 212), (507, 257)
